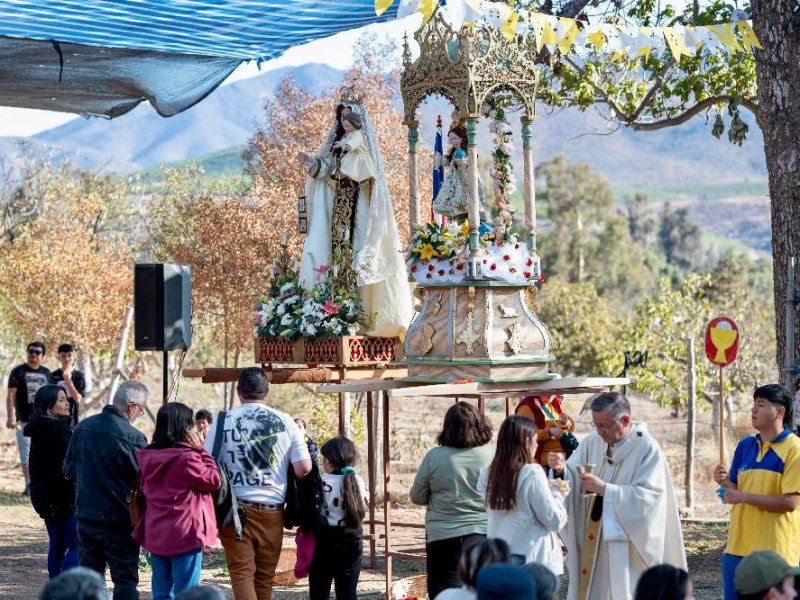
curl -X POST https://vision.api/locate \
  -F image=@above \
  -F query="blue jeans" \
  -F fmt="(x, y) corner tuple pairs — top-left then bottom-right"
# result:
(150, 549), (203, 600)
(723, 553), (743, 600)
(44, 516), (78, 578)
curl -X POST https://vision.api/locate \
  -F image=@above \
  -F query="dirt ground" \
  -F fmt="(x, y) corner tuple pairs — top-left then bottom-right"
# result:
(0, 384), (735, 599)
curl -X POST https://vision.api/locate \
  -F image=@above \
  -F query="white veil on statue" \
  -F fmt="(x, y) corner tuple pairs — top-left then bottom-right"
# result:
(299, 100), (413, 340)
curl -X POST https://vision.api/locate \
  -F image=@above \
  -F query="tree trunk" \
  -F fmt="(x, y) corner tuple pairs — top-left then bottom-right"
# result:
(752, 1), (800, 375)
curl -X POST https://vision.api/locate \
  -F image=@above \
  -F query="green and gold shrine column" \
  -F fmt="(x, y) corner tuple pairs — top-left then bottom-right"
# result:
(466, 116), (481, 272)
(407, 121), (420, 231)
(521, 116), (538, 276)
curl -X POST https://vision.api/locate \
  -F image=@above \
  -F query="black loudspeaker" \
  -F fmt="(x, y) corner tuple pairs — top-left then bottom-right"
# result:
(134, 263), (192, 351)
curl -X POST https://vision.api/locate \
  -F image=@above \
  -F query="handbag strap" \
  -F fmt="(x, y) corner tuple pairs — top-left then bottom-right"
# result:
(212, 411), (227, 460)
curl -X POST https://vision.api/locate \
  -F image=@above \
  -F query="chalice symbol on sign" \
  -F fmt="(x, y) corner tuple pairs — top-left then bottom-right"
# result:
(710, 323), (738, 364)
(576, 463), (597, 498)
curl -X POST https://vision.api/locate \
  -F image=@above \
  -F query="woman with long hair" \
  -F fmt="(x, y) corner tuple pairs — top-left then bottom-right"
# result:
(479, 416), (567, 577)
(410, 401), (494, 599)
(24, 384), (78, 578)
(309, 436), (369, 600)
(133, 402), (220, 600)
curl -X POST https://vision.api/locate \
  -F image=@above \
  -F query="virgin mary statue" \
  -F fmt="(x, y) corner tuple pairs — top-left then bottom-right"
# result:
(298, 95), (413, 340)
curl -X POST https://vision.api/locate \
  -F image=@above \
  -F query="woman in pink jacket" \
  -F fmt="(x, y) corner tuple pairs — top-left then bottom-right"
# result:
(133, 402), (221, 600)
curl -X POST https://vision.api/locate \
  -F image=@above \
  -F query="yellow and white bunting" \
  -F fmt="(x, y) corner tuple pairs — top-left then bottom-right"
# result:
(385, 0), (762, 62)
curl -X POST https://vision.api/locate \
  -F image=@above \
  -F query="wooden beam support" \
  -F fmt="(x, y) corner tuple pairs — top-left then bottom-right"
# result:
(385, 376), (633, 398)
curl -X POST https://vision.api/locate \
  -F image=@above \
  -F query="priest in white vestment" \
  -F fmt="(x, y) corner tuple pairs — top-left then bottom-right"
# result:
(553, 392), (686, 600)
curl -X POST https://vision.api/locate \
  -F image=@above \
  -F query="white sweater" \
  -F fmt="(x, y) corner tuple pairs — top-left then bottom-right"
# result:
(478, 463), (568, 575)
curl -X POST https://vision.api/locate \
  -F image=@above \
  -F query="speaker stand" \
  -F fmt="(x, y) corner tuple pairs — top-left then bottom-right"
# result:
(163, 350), (169, 404)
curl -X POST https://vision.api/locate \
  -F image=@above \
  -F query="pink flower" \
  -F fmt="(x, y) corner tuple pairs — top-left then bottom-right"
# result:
(322, 299), (340, 316)
(314, 263), (331, 282)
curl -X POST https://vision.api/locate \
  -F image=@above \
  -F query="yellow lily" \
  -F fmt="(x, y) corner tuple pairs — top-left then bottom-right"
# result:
(419, 243), (439, 261)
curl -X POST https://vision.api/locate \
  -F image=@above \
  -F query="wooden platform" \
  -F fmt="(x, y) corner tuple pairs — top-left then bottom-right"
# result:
(316, 375), (632, 397)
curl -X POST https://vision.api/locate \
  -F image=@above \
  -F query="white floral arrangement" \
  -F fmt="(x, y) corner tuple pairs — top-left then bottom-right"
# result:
(255, 244), (372, 340)
(408, 238), (542, 286)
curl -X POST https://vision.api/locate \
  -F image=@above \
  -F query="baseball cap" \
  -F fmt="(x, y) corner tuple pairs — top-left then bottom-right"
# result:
(735, 551), (800, 595)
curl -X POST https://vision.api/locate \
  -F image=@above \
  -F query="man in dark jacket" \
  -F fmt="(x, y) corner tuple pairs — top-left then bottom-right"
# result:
(64, 380), (149, 600)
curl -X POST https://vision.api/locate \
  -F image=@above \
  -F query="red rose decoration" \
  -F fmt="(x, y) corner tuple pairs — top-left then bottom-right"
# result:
(515, 244), (520, 249)
(410, 265), (417, 273)
(490, 264), (497, 271)
(526, 258), (533, 267)
(539, 275), (546, 283)
(456, 264), (464, 270)
(523, 271), (531, 279)
(509, 267), (517, 273)
(503, 254), (511, 261)
(438, 269), (445, 276)
(449, 269), (454, 274)
(428, 264), (435, 272)
(426, 273), (432, 279)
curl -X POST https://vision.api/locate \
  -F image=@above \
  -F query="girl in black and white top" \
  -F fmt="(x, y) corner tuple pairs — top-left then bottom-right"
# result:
(309, 436), (369, 600)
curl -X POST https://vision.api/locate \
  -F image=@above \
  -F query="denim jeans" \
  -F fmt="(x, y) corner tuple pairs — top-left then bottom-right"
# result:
(150, 549), (203, 600)
(44, 516), (79, 578)
(78, 519), (140, 600)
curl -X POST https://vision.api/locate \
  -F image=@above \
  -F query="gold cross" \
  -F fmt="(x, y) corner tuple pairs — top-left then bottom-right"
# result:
(457, 311), (481, 355)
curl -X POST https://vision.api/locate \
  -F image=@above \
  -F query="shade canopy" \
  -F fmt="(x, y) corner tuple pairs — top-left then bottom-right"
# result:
(0, 0), (396, 118)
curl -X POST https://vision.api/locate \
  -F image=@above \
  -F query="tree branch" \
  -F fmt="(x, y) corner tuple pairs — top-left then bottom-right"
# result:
(562, 55), (630, 120)
(558, 0), (592, 18)
(629, 95), (759, 131)
(628, 56), (676, 123)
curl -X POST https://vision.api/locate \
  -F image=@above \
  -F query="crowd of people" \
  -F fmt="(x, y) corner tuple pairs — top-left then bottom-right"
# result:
(5, 339), (800, 600)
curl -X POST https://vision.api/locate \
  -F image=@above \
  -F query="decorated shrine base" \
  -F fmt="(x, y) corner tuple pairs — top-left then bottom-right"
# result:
(255, 335), (403, 367)
(404, 282), (555, 383)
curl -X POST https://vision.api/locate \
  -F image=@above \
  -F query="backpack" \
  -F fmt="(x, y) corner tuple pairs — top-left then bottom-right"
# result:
(284, 460), (327, 531)
(211, 411), (243, 539)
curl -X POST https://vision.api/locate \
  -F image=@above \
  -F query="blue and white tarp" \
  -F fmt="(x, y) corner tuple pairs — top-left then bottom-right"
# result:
(0, 1), (396, 117)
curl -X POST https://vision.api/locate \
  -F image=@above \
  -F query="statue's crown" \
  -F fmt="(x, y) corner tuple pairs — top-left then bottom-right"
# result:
(339, 85), (364, 106)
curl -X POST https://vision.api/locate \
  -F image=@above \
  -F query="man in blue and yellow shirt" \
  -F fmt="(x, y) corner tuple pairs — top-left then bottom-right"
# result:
(714, 384), (800, 600)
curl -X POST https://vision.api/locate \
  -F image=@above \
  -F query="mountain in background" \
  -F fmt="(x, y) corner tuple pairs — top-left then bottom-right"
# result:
(0, 61), (769, 250)
(9, 61), (766, 191)
(28, 64), (341, 173)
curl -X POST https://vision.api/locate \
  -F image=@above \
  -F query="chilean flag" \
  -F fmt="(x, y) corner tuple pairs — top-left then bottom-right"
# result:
(432, 114), (444, 224)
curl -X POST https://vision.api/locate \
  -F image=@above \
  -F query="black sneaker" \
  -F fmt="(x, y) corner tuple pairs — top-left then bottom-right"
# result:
(22, 483), (30, 497)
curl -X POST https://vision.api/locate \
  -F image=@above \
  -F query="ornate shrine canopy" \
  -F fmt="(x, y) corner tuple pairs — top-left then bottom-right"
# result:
(0, 0), (396, 118)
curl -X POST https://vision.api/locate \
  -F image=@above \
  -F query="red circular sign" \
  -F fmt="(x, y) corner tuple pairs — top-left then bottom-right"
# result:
(705, 316), (739, 367)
